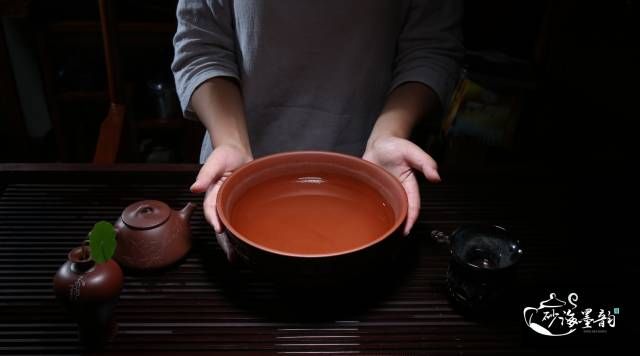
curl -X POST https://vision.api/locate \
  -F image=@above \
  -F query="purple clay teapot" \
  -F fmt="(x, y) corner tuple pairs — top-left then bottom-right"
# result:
(113, 200), (196, 270)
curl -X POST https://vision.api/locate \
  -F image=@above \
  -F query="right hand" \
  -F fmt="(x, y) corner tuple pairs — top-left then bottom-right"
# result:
(190, 144), (253, 233)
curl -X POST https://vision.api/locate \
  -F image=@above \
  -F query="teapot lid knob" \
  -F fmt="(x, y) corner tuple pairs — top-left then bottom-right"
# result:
(122, 200), (171, 229)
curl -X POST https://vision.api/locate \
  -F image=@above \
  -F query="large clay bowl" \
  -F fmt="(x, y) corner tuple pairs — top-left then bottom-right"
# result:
(216, 151), (408, 287)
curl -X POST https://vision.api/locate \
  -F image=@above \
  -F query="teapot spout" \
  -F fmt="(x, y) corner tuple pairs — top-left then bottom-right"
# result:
(179, 202), (197, 221)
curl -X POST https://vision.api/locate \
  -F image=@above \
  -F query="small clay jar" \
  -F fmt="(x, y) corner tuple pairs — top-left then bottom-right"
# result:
(53, 244), (123, 349)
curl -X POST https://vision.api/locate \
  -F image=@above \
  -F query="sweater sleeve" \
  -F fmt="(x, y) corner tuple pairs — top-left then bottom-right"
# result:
(390, 0), (464, 108)
(171, 0), (239, 119)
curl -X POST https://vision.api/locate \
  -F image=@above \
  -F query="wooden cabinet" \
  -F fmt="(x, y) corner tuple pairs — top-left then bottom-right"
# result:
(33, 0), (204, 163)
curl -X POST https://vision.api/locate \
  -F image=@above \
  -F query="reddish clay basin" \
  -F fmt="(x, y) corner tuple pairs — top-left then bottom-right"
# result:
(216, 151), (408, 285)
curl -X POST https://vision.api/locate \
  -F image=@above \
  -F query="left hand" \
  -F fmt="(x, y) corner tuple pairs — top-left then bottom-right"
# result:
(363, 136), (441, 236)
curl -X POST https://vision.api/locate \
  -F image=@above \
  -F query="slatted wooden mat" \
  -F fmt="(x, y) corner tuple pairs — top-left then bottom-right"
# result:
(0, 166), (633, 355)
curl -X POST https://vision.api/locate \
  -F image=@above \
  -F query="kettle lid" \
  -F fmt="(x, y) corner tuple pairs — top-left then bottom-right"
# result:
(122, 200), (171, 229)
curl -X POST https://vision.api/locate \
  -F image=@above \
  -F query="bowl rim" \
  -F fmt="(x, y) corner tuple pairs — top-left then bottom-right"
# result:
(216, 150), (408, 258)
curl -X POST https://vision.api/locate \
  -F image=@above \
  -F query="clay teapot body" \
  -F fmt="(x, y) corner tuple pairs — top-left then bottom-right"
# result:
(114, 200), (196, 270)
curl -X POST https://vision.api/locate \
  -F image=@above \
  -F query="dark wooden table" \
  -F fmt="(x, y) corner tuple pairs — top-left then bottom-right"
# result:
(0, 164), (635, 355)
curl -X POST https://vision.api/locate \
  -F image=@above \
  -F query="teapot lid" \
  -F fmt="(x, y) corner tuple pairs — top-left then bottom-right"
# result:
(122, 200), (171, 229)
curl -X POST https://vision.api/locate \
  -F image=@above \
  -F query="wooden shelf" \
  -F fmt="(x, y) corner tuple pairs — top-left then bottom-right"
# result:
(59, 90), (107, 103)
(48, 21), (176, 34)
(46, 20), (176, 48)
(134, 118), (184, 129)
(35, 1), (201, 163)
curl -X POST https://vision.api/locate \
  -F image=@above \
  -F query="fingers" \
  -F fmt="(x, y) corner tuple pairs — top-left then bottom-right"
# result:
(402, 172), (421, 236)
(396, 140), (439, 235)
(202, 178), (226, 234)
(193, 147), (239, 233)
(191, 151), (226, 193)
(402, 141), (441, 183)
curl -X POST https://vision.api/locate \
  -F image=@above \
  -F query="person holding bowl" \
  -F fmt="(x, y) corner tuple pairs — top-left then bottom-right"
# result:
(172, 0), (463, 236)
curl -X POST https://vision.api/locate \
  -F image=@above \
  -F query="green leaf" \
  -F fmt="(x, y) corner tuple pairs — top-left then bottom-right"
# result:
(89, 221), (117, 264)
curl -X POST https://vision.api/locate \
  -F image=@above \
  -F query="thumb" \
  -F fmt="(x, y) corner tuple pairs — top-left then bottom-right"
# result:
(191, 152), (225, 193)
(402, 141), (441, 183)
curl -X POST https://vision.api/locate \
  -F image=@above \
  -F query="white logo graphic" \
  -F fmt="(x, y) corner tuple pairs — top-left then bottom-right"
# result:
(523, 293), (617, 336)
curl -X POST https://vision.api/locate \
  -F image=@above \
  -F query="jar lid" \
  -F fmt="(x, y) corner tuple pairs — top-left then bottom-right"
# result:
(121, 200), (171, 229)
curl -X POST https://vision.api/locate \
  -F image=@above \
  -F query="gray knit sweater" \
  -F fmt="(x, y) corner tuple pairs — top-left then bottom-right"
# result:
(172, 0), (463, 162)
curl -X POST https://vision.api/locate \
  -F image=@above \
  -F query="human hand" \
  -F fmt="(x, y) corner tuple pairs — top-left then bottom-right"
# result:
(363, 136), (441, 236)
(190, 144), (253, 233)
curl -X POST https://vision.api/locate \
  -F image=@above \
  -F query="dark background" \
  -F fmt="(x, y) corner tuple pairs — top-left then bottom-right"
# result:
(1, 0), (636, 167)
